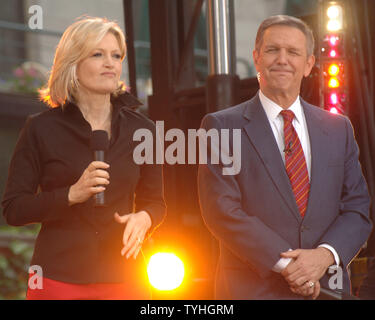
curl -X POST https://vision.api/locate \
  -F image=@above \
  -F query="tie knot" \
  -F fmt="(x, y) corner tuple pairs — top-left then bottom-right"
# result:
(280, 110), (295, 124)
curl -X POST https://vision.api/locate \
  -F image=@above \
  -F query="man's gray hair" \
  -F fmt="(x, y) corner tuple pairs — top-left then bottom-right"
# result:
(255, 15), (315, 56)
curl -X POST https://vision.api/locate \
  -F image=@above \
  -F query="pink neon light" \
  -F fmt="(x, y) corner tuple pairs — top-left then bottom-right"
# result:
(329, 49), (337, 58)
(329, 36), (338, 46)
(330, 107), (339, 114)
(330, 93), (338, 104)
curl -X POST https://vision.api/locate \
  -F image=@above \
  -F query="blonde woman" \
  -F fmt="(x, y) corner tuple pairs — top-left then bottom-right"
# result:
(2, 17), (166, 300)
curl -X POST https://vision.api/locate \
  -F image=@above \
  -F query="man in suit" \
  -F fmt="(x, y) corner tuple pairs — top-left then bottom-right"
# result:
(198, 15), (372, 299)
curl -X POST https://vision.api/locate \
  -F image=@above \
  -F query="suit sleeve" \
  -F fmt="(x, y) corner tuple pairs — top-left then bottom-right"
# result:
(198, 113), (294, 279)
(2, 116), (70, 226)
(318, 116), (372, 269)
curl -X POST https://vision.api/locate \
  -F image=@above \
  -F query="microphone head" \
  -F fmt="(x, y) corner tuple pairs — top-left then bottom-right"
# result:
(91, 130), (109, 151)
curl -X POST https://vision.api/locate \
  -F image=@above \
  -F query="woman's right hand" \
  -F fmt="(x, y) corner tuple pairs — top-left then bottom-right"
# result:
(68, 161), (110, 205)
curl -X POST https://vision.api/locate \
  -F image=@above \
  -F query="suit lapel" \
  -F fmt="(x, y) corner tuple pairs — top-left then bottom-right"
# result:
(242, 94), (302, 222)
(301, 101), (330, 221)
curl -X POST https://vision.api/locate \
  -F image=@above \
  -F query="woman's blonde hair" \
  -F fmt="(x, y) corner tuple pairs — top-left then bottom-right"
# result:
(39, 16), (127, 108)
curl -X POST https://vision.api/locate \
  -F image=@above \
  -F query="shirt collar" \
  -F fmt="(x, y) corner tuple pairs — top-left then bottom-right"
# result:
(111, 91), (143, 110)
(259, 90), (304, 125)
(62, 91), (143, 118)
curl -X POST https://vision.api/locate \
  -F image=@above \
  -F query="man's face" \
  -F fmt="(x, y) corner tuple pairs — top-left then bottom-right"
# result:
(253, 25), (315, 98)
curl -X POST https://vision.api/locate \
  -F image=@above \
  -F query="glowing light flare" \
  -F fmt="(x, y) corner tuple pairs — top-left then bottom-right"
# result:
(327, 20), (342, 32)
(330, 93), (339, 104)
(326, 4), (343, 31)
(327, 5), (341, 19)
(328, 63), (340, 76)
(147, 253), (185, 291)
(329, 107), (339, 114)
(329, 35), (338, 46)
(328, 77), (340, 88)
(329, 49), (337, 58)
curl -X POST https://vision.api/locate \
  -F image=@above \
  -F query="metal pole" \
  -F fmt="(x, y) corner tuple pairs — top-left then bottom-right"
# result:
(206, 0), (239, 112)
(123, 0), (138, 97)
(207, 0), (236, 75)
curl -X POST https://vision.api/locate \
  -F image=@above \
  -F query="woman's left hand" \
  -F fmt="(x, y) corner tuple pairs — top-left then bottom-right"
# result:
(114, 211), (152, 259)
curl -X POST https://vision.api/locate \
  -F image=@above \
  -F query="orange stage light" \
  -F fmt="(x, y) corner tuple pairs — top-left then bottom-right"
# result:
(328, 77), (340, 88)
(328, 63), (340, 76)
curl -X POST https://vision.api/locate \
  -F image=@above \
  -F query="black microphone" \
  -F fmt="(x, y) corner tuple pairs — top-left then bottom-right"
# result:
(284, 141), (292, 154)
(91, 130), (109, 207)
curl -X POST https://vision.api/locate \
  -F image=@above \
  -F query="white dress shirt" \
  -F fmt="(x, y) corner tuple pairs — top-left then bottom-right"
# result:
(258, 90), (340, 272)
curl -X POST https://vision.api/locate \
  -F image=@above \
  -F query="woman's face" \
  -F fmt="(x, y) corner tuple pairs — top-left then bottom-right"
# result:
(76, 32), (123, 96)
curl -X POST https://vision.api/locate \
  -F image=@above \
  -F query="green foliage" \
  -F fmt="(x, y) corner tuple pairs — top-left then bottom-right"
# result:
(0, 224), (40, 300)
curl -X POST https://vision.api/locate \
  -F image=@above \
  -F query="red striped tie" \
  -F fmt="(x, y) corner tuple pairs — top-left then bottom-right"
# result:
(280, 110), (310, 217)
